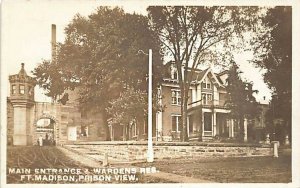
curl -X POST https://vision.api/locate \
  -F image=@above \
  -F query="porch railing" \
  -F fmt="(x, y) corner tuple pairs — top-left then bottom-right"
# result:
(188, 99), (229, 110)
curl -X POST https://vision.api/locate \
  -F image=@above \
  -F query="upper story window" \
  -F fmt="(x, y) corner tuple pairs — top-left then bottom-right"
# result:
(202, 93), (212, 105)
(11, 85), (16, 94)
(170, 64), (178, 80)
(19, 85), (25, 94)
(202, 77), (212, 89)
(171, 89), (181, 105)
(28, 86), (33, 95)
(171, 71), (178, 80)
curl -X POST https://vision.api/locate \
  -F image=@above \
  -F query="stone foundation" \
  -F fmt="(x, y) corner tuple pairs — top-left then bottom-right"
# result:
(65, 142), (273, 162)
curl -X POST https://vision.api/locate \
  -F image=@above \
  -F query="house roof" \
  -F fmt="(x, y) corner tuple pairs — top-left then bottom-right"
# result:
(216, 70), (229, 76)
(187, 68), (208, 82)
(163, 62), (226, 88)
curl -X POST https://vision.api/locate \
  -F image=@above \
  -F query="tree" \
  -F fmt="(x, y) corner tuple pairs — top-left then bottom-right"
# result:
(106, 88), (147, 140)
(252, 7), (291, 142)
(226, 61), (259, 140)
(33, 7), (163, 140)
(147, 6), (261, 141)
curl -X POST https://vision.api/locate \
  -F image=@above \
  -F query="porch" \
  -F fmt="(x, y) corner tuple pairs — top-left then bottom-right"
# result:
(187, 104), (235, 141)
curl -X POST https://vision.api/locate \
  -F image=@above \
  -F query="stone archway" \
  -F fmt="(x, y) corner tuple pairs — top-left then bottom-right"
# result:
(33, 113), (59, 145)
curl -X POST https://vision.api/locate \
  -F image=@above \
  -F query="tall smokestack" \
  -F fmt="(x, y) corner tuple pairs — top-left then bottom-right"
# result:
(51, 24), (56, 61)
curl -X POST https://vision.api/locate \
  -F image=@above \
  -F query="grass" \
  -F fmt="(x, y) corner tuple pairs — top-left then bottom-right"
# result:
(136, 151), (292, 183)
(7, 146), (291, 183)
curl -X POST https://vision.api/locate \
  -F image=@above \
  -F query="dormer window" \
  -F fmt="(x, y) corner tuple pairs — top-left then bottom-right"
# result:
(19, 85), (25, 94)
(12, 85), (16, 94)
(202, 77), (211, 89)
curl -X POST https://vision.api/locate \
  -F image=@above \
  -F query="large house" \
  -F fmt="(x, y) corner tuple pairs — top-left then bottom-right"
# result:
(155, 62), (234, 142)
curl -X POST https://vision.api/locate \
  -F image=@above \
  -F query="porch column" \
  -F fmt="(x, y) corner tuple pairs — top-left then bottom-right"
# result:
(229, 119), (234, 138)
(213, 112), (217, 136)
(244, 118), (248, 142)
(201, 111), (204, 137)
(156, 85), (163, 141)
(187, 116), (190, 137)
(228, 120), (231, 137)
(110, 125), (114, 141)
(156, 111), (163, 141)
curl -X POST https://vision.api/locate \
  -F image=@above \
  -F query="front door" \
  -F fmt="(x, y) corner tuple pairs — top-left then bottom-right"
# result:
(203, 112), (212, 137)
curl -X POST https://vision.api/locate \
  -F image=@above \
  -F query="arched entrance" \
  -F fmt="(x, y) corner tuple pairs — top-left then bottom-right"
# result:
(34, 114), (58, 146)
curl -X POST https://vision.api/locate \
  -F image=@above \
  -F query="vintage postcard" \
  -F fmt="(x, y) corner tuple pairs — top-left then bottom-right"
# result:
(1, 0), (299, 188)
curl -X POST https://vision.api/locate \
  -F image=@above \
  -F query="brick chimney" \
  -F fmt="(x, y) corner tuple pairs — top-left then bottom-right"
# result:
(51, 24), (56, 61)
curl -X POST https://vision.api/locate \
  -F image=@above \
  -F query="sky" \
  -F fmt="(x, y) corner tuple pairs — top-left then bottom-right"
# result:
(1, 0), (271, 103)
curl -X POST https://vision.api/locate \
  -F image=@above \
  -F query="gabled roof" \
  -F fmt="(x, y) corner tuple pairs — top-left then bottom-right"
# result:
(198, 68), (225, 88)
(163, 62), (226, 88)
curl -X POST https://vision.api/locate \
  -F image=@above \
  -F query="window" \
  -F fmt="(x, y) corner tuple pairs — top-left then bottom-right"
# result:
(28, 86), (33, 95)
(202, 93), (212, 105)
(143, 120), (147, 134)
(207, 83), (211, 89)
(12, 85), (16, 94)
(130, 120), (137, 137)
(81, 125), (88, 137)
(19, 85), (25, 94)
(171, 115), (182, 132)
(171, 70), (178, 80)
(171, 90), (181, 105)
(170, 64), (178, 80)
(202, 77), (212, 89)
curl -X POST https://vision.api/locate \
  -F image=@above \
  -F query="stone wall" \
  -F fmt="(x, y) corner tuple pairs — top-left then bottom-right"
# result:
(65, 142), (273, 162)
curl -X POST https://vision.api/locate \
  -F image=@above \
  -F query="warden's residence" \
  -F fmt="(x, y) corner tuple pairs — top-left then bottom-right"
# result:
(154, 62), (234, 142)
(154, 62), (269, 142)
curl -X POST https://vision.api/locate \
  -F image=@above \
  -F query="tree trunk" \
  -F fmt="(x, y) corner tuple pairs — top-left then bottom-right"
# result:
(101, 110), (111, 141)
(239, 116), (244, 141)
(181, 88), (189, 142)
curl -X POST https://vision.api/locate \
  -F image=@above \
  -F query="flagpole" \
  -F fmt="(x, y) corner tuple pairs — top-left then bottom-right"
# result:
(147, 49), (154, 162)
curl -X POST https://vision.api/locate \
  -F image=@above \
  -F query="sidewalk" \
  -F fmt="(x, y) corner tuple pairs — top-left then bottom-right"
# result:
(58, 146), (213, 183)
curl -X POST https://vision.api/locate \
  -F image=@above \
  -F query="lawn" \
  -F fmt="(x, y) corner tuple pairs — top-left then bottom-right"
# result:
(137, 150), (292, 183)
(6, 146), (292, 183)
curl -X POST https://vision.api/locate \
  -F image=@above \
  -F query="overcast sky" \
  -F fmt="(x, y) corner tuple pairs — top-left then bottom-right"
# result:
(1, 0), (272, 103)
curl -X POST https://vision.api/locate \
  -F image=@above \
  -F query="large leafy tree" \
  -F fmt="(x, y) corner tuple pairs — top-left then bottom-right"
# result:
(106, 88), (147, 140)
(226, 61), (259, 140)
(252, 7), (291, 142)
(33, 7), (163, 140)
(147, 6), (261, 141)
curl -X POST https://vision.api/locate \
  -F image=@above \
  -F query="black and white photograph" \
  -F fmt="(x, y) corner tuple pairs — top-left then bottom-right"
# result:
(0, 0), (299, 187)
